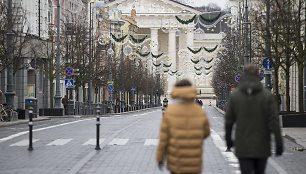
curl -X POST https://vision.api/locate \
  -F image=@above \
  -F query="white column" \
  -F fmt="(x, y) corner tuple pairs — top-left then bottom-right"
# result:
(186, 27), (194, 84)
(186, 28), (194, 48)
(150, 28), (159, 74)
(167, 29), (177, 94)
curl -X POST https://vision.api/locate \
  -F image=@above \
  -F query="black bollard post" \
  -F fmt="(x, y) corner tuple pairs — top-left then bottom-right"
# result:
(95, 106), (101, 150)
(28, 106), (33, 151)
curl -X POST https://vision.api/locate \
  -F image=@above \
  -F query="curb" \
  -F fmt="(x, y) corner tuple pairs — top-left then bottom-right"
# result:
(0, 117), (51, 127)
(0, 107), (161, 127)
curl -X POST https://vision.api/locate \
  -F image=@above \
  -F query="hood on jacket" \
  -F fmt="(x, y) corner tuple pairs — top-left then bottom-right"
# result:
(239, 74), (263, 95)
(171, 86), (197, 100)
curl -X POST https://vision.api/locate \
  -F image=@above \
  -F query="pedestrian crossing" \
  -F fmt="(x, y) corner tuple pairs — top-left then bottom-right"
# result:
(7, 138), (159, 147)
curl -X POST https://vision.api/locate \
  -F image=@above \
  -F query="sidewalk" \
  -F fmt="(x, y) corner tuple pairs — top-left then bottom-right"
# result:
(214, 106), (306, 149)
(0, 107), (160, 128)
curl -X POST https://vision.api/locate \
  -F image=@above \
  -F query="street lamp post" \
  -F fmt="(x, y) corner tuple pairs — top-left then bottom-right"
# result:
(5, 0), (15, 112)
(108, 21), (114, 113)
(88, 1), (93, 113)
(243, 0), (250, 66)
(54, 0), (62, 108)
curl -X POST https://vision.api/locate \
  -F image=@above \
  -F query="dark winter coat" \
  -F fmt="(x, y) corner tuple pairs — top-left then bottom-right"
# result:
(156, 86), (210, 174)
(225, 74), (283, 158)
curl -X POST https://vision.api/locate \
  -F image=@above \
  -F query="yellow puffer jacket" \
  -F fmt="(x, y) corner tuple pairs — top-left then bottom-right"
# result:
(156, 86), (210, 174)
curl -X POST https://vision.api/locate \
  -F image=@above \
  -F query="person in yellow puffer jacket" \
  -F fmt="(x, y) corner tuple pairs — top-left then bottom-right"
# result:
(156, 79), (210, 174)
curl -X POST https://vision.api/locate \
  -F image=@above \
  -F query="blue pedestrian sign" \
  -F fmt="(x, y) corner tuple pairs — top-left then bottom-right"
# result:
(107, 84), (114, 91)
(131, 87), (136, 91)
(120, 88), (125, 93)
(65, 67), (74, 76)
(65, 79), (74, 88)
(235, 74), (241, 82)
(263, 58), (272, 70)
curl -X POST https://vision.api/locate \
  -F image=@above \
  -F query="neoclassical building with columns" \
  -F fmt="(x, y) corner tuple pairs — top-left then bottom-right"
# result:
(104, 0), (223, 97)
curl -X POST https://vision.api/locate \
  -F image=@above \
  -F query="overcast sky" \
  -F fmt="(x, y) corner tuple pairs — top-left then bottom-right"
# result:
(189, 0), (229, 9)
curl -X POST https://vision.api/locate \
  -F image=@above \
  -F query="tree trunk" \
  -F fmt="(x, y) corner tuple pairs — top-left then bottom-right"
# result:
(49, 78), (54, 108)
(274, 66), (279, 94)
(298, 63), (304, 113)
(285, 63), (290, 111)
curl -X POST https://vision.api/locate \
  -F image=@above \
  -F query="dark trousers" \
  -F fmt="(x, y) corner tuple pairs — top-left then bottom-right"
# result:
(238, 158), (268, 174)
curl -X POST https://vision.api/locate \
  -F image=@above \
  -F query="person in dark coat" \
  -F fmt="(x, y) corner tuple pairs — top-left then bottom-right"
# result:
(62, 95), (68, 115)
(225, 64), (283, 174)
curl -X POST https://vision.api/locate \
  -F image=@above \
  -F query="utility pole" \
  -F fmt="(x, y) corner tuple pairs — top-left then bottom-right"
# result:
(243, 0), (250, 66)
(265, 0), (272, 90)
(5, 0), (15, 111)
(54, 0), (62, 108)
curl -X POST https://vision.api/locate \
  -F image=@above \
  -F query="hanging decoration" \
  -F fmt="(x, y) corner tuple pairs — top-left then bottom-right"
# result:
(187, 47), (202, 54)
(196, 72), (202, 76)
(111, 33), (127, 42)
(195, 13), (232, 29)
(205, 66), (212, 70)
(194, 66), (203, 71)
(205, 72), (212, 76)
(151, 53), (164, 58)
(191, 59), (200, 64)
(123, 45), (133, 56)
(171, 70), (178, 74)
(130, 35), (147, 43)
(135, 61), (140, 67)
(205, 58), (214, 63)
(163, 63), (172, 68)
(153, 62), (162, 67)
(203, 45), (218, 53)
(199, 12), (222, 23)
(136, 50), (150, 57)
(175, 15), (196, 24)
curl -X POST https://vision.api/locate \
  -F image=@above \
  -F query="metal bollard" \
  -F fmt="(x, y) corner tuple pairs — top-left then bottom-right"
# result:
(28, 106), (33, 151)
(95, 107), (101, 150)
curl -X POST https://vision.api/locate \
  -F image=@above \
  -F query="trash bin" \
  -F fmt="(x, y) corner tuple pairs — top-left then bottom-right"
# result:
(25, 98), (38, 118)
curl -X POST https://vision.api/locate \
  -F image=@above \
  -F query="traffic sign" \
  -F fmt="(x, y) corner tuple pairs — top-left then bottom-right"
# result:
(120, 88), (125, 93)
(65, 67), (74, 76)
(65, 79), (74, 88)
(235, 74), (241, 82)
(131, 86), (136, 91)
(107, 81), (114, 85)
(260, 69), (265, 80)
(107, 84), (114, 91)
(263, 57), (272, 70)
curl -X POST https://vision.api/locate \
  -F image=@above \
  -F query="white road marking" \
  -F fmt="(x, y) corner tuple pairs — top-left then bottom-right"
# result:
(82, 138), (105, 145)
(0, 119), (93, 144)
(47, 139), (72, 146)
(210, 128), (240, 173)
(108, 138), (129, 145)
(10, 139), (39, 146)
(144, 139), (159, 146)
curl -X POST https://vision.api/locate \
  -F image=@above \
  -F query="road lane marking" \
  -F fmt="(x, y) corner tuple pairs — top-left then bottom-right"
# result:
(108, 138), (129, 145)
(10, 139), (39, 146)
(0, 119), (93, 144)
(46, 139), (72, 146)
(82, 138), (105, 145)
(210, 129), (240, 174)
(144, 139), (159, 146)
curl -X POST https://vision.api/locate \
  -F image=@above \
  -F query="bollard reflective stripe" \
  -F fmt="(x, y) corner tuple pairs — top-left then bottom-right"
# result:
(28, 122), (33, 126)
